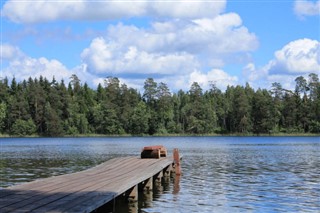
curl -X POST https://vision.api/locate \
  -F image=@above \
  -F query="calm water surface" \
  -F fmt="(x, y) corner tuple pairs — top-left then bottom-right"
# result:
(0, 137), (319, 212)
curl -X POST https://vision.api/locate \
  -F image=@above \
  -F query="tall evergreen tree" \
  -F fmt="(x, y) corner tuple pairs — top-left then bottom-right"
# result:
(235, 86), (251, 133)
(129, 101), (150, 135)
(0, 74), (319, 136)
(252, 89), (273, 134)
(44, 102), (64, 136)
(143, 78), (158, 104)
(156, 82), (174, 133)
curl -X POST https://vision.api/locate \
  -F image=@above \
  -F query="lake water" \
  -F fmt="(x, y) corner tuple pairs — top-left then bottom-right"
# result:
(0, 137), (319, 212)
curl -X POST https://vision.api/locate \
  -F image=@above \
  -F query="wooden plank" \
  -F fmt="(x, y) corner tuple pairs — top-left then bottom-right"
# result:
(1, 157), (133, 203)
(29, 159), (162, 212)
(1, 158), (152, 212)
(0, 157), (129, 200)
(35, 159), (173, 213)
(0, 156), (176, 213)
(51, 158), (174, 213)
(64, 160), (173, 213)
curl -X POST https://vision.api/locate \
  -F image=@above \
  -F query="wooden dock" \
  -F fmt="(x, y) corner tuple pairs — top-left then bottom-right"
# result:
(0, 151), (181, 213)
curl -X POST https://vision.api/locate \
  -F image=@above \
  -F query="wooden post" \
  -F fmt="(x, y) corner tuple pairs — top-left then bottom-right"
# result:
(157, 149), (161, 158)
(170, 163), (175, 178)
(143, 177), (153, 192)
(173, 174), (181, 194)
(142, 190), (153, 207)
(128, 202), (138, 212)
(127, 185), (138, 202)
(163, 164), (172, 178)
(173, 148), (181, 175)
(154, 171), (163, 193)
(155, 170), (163, 184)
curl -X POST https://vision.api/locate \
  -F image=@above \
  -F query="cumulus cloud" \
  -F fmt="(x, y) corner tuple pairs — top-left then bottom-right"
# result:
(0, 44), (95, 85)
(268, 38), (320, 74)
(81, 37), (199, 75)
(105, 14), (258, 56)
(243, 63), (260, 82)
(1, 0), (259, 92)
(2, 0), (226, 24)
(10, 58), (70, 80)
(189, 69), (238, 91)
(1, 47), (70, 82)
(294, 0), (320, 17)
(193, 13), (255, 53)
(80, 14), (258, 77)
(1, 43), (25, 60)
(1, 9), (258, 91)
(242, 38), (320, 90)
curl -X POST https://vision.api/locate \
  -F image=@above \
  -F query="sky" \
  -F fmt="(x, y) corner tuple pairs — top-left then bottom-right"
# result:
(1, 0), (319, 92)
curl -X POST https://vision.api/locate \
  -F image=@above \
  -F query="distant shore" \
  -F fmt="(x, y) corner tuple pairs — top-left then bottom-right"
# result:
(1, 133), (319, 138)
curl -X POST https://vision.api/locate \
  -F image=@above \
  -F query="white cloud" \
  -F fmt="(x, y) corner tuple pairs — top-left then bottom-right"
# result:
(112, 68), (238, 92)
(108, 13), (258, 56)
(1, 14), (255, 91)
(189, 69), (238, 91)
(266, 74), (300, 90)
(81, 13), (258, 77)
(0, 44), (96, 85)
(76, 11), (258, 91)
(2, 55), (70, 81)
(3, 56), (70, 82)
(151, 1), (226, 19)
(2, 0), (226, 24)
(242, 38), (320, 90)
(294, 0), (320, 17)
(243, 63), (259, 82)
(81, 37), (199, 75)
(269, 38), (320, 74)
(191, 13), (258, 54)
(1, 43), (25, 60)
(1, 1), (259, 92)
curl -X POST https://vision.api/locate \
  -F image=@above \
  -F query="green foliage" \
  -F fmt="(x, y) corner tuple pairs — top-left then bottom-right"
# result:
(44, 102), (64, 136)
(252, 89), (273, 133)
(0, 73), (319, 136)
(129, 101), (150, 135)
(309, 120), (320, 133)
(11, 119), (36, 136)
(0, 102), (7, 133)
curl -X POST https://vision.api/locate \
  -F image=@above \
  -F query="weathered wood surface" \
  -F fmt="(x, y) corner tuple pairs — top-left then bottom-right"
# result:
(0, 156), (175, 213)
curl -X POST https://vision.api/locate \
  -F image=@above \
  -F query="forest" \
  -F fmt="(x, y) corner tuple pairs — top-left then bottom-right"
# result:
(0, 73), (319, 136)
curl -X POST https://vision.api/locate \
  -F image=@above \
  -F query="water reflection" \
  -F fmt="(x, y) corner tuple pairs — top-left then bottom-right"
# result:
(1, 137), (319, 212)
(96, 174), (178, 213)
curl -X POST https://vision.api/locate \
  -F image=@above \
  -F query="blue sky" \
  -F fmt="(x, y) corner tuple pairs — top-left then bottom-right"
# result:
(1, 0), (319, 92)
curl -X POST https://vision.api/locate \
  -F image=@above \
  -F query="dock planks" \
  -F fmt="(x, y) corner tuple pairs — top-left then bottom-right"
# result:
(0, 156), (176, 213)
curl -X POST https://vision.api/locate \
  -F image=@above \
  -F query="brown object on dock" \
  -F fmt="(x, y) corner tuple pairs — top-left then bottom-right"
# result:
(141, 145), (167, 158)
(0, 155), (180, 213)
(173, 148), (182, 175)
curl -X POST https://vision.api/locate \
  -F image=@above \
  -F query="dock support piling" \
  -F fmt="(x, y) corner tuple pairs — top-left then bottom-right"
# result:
(142, 190), (153, 207)
(173, 148), (181, 176)
(143, 177), (153, 191)
(154, 171), (163, 184)
(127, 185), (138, 203)
(163, 165), (172, 178)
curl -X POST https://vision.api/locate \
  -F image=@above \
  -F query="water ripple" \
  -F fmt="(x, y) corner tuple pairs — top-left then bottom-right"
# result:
(1, 137), (319, 212)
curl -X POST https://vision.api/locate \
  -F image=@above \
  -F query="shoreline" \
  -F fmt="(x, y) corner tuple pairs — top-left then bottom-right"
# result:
(1, 133), (319, 138)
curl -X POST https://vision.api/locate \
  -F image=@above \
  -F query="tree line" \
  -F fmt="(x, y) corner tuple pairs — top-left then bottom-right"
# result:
(0, 73), (319, 136)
